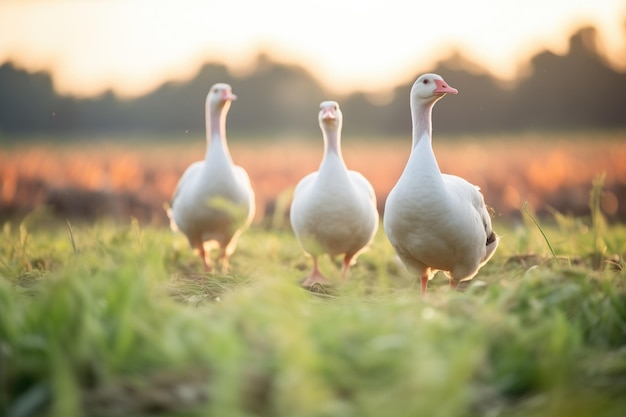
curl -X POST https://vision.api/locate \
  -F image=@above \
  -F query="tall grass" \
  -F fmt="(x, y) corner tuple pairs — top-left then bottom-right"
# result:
(0, 205), (625, 417)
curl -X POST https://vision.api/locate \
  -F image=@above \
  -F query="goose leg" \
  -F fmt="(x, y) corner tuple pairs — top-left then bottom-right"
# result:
(420, 273), (429, 296)
(220, 237), (239, 274)
(301, 257), (329, 287)
(219, 249), (230, 274)
(340, 254), (354, 280)
(198, 245), (212, 272)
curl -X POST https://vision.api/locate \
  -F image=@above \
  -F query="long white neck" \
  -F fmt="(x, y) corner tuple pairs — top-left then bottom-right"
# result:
(319, 121), (348, 183)
(411, 99), (434, 150)
(319, 123), (347, 173)
(324, 124), (343, 158)
(405, 98), (445, 185)
(205, 102), (233, 165)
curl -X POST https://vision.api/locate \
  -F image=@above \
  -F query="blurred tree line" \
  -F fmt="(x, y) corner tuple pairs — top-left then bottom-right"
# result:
(1, 27), (625, 139)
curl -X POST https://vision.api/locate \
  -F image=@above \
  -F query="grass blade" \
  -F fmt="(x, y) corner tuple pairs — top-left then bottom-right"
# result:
(66, 219), (77, 254)
(523, 201), (558, 262)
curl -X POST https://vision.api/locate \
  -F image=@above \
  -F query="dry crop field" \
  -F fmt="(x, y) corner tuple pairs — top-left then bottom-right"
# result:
(1, 131), (625, 224)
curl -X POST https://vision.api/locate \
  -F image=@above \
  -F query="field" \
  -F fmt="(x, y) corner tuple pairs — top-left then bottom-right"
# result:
(1, 133), (626, 416)
(1, 131), (626, 224)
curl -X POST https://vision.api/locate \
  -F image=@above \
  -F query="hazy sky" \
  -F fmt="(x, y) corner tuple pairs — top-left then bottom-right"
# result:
(1, 0), (625, 98)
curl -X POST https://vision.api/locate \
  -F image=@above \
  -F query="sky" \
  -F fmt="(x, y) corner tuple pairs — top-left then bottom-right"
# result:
(0, 0), (625, 98)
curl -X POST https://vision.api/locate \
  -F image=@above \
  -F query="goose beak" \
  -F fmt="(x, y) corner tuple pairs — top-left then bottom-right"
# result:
(321, 109), (336, 120)
(223, 91), (237, 101)
(434, 79), (458, 95)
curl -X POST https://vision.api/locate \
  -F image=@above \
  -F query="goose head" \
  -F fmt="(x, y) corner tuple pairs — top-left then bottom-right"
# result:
(318, 100), (342, 131)
(410, 73), (458, 105)
(206, 83), (237, 113)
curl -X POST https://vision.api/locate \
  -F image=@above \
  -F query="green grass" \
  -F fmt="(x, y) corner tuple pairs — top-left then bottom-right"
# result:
(1, 204), (625, 417)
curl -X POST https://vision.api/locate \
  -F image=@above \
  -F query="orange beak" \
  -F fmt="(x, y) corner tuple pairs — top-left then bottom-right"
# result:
(434, 79), (458, 95)
(321, 108), (336, 120)
(223, 91), (237, 101)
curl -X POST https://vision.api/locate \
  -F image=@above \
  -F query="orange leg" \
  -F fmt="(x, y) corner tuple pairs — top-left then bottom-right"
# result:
(198, 245), (212, 272)
(340, 254), (354, 280)
(420, 274), (429, 297)
(219, 248), (230, 274)
(301, 257), (329, 287)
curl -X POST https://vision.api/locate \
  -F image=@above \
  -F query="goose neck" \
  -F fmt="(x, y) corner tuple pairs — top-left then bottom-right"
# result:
(206, 105), (233, 162)
(411, 102), (434, 149)
(323, 128), (343, 159)
(207, 103), (228, 140)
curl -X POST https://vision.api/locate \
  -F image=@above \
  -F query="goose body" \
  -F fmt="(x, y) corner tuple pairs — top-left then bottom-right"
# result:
(290, 101), (379, 286)
(169, 83), (255, 272)
(383, 74), (497, 294)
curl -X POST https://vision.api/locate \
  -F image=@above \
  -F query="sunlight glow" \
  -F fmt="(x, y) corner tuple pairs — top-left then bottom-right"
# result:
(0, 0), (625, 98)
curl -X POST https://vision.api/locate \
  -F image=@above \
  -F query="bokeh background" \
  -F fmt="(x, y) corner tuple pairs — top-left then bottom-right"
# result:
(1, 0), (625, 225)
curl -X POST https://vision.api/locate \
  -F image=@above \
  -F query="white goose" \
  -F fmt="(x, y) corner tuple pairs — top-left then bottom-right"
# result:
(383, 74), (498, 295)
(168, 83), (255, 272)
(290, 101), (379, 287)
